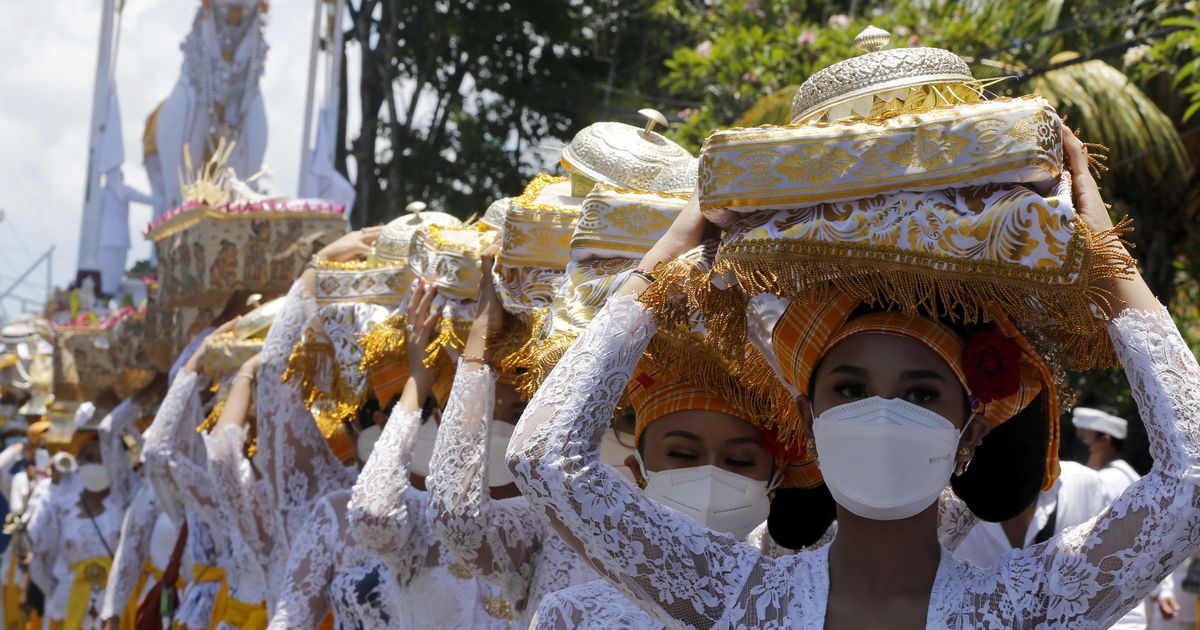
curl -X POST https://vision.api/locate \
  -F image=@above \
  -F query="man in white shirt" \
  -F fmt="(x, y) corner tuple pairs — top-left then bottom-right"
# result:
(1072, 406), (1142, 502)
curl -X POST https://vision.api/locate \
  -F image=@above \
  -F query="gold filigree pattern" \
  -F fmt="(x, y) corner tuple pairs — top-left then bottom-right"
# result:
(699, 97), (1063, 226)
(573, 186), (687, 261)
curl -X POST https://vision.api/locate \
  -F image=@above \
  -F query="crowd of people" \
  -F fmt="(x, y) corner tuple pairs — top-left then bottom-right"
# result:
(0, 26), (1198, 630)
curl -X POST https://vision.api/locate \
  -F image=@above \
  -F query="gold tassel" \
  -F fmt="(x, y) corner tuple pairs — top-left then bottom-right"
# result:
(423, 318), (469, 368)
(358, 315), (409, 373)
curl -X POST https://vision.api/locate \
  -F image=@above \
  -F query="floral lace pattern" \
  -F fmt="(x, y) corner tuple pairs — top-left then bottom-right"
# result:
(28, 483), (124, 627)
(268, 492), (402, 630)
(508, 296), (1200, 629)
(349, 405), (512, 628)
(141, 370), (268, 605)
(536, 524), (813, 630)
(427, 362), (598, 628)
(100, 482), (159, 619)
(257, 282), (356, 546)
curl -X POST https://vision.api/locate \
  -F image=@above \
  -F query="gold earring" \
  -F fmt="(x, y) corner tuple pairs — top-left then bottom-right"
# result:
(804, 436), (816, 453)
(954, 446), (972, 476)
(637, 478), (647, 490)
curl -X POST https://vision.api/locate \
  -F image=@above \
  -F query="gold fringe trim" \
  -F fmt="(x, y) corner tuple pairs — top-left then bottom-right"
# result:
(198, 382), (224, 434)
(513, 174), (574, 214)
(358, 314), (409, 373)
(423, 318), (471, 368)
(702, 216), (1135, 371)
(496, 308), (548, 375)
(283, 328), (369, 424)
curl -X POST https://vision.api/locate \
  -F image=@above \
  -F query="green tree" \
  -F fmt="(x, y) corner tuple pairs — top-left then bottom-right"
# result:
(342, 0), (679, 226)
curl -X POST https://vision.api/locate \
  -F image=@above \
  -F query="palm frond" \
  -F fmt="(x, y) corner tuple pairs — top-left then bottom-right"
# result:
(1029, 54), (1192, 190)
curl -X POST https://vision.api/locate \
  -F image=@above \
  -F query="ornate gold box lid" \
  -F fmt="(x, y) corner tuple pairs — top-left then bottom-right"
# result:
(560, 109), (693, 192)
(790, 26), (977, 124)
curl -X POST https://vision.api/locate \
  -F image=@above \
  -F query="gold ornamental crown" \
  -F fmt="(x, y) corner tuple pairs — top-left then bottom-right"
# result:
(560, 109), (694, 193)
(790, 26), (981, 123)
(374, 201), (462, 264)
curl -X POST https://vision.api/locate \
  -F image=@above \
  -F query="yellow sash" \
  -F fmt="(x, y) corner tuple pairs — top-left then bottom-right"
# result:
(65, 556), (112, 630)
(119, 560), (170, 630)
(191, 566), (227, 630)
(220, 597), (267, 630)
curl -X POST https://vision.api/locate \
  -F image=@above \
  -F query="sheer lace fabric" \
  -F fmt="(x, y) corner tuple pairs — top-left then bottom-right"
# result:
(268, 491), (402, 630)
(508, 296), (1200, 629)
(27, 483), (124, 627)
(100, 482), (163, 619)
(427, 361), (599, 628)
(535, 523), (808, 630)
(141, 369), (269, 607)
(349, 405), (513, 628)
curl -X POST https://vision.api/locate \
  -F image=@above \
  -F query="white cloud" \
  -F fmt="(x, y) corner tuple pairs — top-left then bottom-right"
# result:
(0, 0), (320, 303)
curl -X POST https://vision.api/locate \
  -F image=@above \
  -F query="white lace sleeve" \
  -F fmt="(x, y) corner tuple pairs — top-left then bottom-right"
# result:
(26, 488), (61, 596)
(507, 295), (769, 628)
(937, 487), (977, 552)
(349, 405), (429, 583)
(428, 362), (546, 606)
(975, 306), (1200, 627)
(258, 281), (356, 542)
(141, 373), (200, 526)
(98, 398), (140, 510)
(533, 579), (662, 630)
(267, 496), (338, 630)
(206, 424), (277, 563)
(140, 370), (230, 551)
(101, 482), (158, 619)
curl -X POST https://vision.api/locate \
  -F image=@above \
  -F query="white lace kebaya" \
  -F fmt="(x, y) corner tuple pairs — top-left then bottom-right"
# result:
(262, 280), (404, 629)
(349, 403), (514, 628)
(141, 369), (269, 628)
(139, 360), (223, 629)
(426, 361), (599, 629)
(508, 294), (1200, 629)
(534, 522), (809, 630)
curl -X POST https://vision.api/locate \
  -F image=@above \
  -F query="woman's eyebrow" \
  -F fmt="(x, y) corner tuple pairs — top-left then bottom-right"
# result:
(662, 430), (702, 441)
(901, 369), (946, 381)
(829, 365), (867, 377)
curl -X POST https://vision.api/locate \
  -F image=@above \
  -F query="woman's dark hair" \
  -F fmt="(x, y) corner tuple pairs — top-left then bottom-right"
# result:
(949, 392), (1049, 522)
(769, 484), (836, 550)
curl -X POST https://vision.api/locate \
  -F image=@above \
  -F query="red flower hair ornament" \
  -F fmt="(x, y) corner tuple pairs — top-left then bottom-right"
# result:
(963, 329), (1023, 409)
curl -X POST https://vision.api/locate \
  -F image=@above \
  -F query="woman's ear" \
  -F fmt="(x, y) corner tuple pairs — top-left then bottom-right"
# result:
(796, 396), (814, 437)
(624, 453), (645, 488)
(956, 415), (991, 467)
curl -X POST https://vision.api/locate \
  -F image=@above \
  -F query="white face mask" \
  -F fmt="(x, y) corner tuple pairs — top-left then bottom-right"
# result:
(34, 448), (50, 471)
(79, 463), (111, 493)
(600, 429), (636, 483)
(487, 423), (516, 488)
(356, 425), (382, 463)
(813, 396), (969, 521)
(409, 418), (439, 477)
(53, 452), (78, 474)
(634, 452), (773, 540)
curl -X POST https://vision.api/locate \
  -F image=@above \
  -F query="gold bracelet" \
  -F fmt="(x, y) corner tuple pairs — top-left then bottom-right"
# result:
(631, 270), (656, 284)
